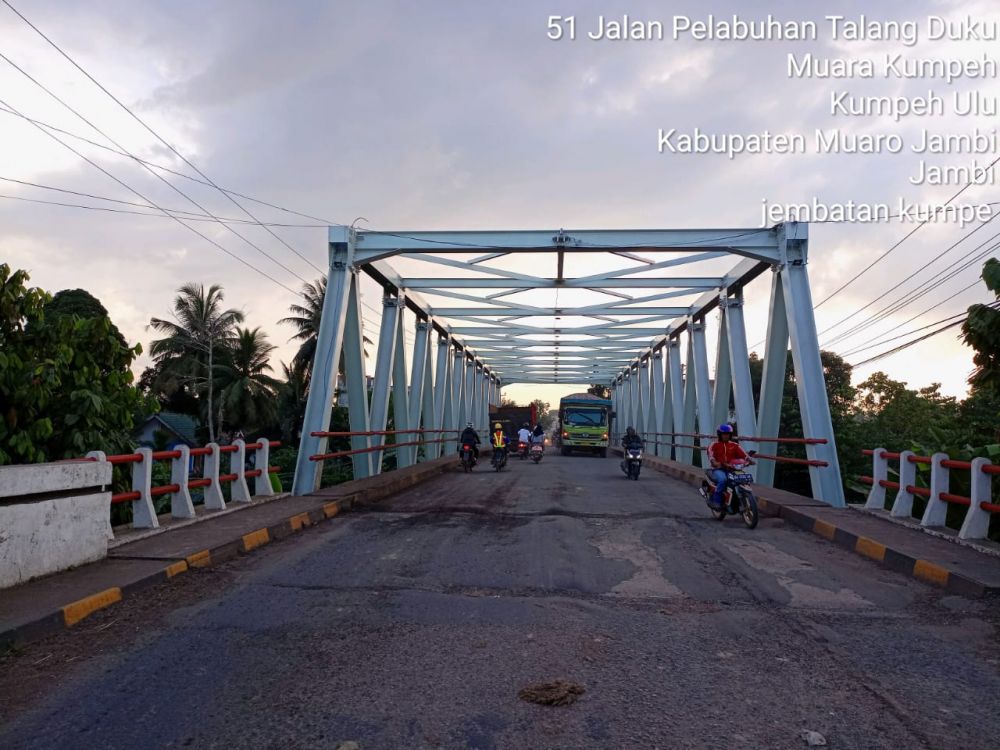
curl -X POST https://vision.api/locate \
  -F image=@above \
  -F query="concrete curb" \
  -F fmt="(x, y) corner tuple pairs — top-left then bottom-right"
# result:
(613, 448), (997, 597)
(1, 457), (457, 648)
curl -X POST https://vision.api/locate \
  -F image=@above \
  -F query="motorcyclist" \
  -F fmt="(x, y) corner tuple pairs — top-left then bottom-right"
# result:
(458, 421), (480, 462)
(491, 422), (510, 462)
(517, 422), (532, 455)
(707, 424), (751, 509)
(620, 426), (644, 473)
(530, 423), (545, 444)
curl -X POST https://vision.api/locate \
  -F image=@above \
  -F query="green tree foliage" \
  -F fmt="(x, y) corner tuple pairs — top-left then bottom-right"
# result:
(45, 288), (128, 349)
(148, 283), (244, 443)
(0, 264), (144, 464)
(216, 326), (281, 436)
(962, 258), (1000, 393)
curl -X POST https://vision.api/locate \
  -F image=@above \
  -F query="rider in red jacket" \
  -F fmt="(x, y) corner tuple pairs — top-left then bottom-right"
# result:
(707, 424), (749, 508)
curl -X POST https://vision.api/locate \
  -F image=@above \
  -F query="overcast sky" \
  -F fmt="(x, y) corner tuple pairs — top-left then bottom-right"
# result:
(2, 0), (997, 410)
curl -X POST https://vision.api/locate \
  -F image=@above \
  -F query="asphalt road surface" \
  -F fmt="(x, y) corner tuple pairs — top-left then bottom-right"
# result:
(2, 453), (998, 749)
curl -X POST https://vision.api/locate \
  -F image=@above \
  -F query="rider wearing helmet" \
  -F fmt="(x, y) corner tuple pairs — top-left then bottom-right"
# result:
(517, 422), (532, 446)
(707, 424), (749, 509)
(620, 426), (644, 473)
(459, 421), (481, 460)
(491, 421), (510, 460)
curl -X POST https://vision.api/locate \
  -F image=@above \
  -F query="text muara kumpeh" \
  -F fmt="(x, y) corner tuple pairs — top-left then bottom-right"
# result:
(550, 14), (1000, 45)
(760, 198), (992, 227)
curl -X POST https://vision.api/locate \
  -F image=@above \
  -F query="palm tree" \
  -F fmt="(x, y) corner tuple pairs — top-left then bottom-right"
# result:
(149, 283), (244, 442)
(277, 360), (309, 443)
(217, 327), (280, 436)
(278, 275), (371, 395)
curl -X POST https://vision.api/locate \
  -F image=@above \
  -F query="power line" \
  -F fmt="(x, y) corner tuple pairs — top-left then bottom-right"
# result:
(0, 96), (300, 295)
(848, 301), (999, 369)
(811, 153), (1000, 311)
(2, 0), (326, 275)
(0, 49), (315, 286)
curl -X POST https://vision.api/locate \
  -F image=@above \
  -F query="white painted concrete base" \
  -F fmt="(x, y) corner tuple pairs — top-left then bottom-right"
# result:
(0, 461), (112, 588)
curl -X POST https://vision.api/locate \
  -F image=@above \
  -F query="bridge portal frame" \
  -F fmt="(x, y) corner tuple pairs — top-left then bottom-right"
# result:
(293, 222), (844, 507)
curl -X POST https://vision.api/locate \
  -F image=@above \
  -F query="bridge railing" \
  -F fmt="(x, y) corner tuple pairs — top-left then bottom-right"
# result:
(860, 449), (999, 540)
(307, 427), (479, 490)
(610, 431), (830, 467)
(81, 438), (282, 533)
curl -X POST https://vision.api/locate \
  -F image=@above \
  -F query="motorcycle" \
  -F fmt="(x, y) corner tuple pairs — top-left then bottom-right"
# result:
(491, 447), (507, 472)
(518, 441), (529, 460)
(621, 446), (642, 480)
(460, 443), (477, 473)
(530, 443), (544, 463)
(699, 454), (759, 529)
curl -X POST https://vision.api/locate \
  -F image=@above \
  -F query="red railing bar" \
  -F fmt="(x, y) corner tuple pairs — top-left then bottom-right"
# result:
(860, 476), (874, 485)
(187, 478), (212, 489)
(269, 441), (282, 448)
(107, 454), (143, 464)
(980, 502), (1000, 513)
(752, 453), (828, 467)
(941, 459), (973, 470)
(189, 447), (212, 456)
(218, 445), (238, 454)
(310, 428), (459, 438)
(150, 450), (182, 460)
(878, 479), (901, 489)
(310, 436), (455, 461)
(245, 469), (262, 478)
(150, 483), (180, 498)
(219, 473), (238, 483)
(939, 492), (971, 506)
(861, 449), (901, 459)
(983, 464), (1000, 475)
(111, 490), (141, 504)
(907, 455), (932, 465)
(268, 466), (280, 473)
(906, 484), (931, 497)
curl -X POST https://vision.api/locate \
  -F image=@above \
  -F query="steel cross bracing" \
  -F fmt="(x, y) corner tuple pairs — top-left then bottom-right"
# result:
(292, 223), (845, 507)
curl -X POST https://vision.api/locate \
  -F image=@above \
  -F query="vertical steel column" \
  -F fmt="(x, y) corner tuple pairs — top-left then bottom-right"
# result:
(756, 269), (789, 488)
(666, 337), (683, 462)
(452, 350), (466, 428)
(432, 335), (452, 458)
(712, 308), (732, 430)
(293, 241), (354, 495)
(480, 369), (490, 430)
(470, 362), (483, 436)
(635, 359), (648, 436)
(400, 319), (430, 468)
(679, 334), (697, 465)
(421, 327), (437, 460)
(367, 295), (402, 474)
(651, 353), (665, 457)
(724, 295), (760, 461)
(779, 223), (845, 506)
(463, 355), (476, 429)
(690, 318), (714, 463)
(343, 274), (372, 478)
(391, 305), (409, 472)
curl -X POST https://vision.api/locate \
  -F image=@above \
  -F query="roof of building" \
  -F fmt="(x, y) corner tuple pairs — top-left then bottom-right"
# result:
(142, 412), (200, 445)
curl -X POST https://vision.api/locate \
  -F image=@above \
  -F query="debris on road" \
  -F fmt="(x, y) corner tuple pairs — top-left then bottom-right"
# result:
(518, 679), (586, 706)
(800, 729), (827, 746)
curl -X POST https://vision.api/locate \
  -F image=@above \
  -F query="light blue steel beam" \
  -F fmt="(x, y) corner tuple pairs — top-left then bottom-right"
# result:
(723, 295), (760, 461)
(755, 271), (788, 488)
(401, 319), (431, 467)
(651, 353), (664, 456)
(292, 241), (354, 496)
(343, 274), (373, 478)
(678, 335), (697, 465)
(712, 309), (732, 430)
(391, 307), (410, 472)
(690, 318), (714, 460)
(367, 295), (402, 473)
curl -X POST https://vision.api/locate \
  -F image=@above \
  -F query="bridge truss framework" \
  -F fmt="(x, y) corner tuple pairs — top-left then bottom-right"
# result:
(292, 222), (845, 506)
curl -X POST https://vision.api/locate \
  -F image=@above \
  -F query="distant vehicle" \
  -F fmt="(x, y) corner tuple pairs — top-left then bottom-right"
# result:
(558, 393), (613, 457)
(530, 443), (544, 463)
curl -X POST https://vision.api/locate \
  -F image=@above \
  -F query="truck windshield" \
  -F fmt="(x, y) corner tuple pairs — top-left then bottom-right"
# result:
(564, 408), (606, 427)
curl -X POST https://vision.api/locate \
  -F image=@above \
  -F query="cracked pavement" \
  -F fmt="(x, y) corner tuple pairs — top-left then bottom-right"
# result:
(1, 453), (998, 749)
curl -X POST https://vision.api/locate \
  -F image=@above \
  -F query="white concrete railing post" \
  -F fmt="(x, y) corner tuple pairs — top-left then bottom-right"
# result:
(202, 443), (225, 510)
(230, 439), (252, 503)
(252, 438), (275, 497)
(921, 452), (950, 527)
(130, 447), (159, 529)
(865, 448), (888, 510)
(891, 450), (917, 519)
(959, 458), (992, 540)
(86, 450), (114, 540)
(169, 445), (196, 518)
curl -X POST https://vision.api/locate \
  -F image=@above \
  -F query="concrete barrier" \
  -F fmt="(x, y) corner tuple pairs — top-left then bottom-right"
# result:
(0, 461), (113, 588)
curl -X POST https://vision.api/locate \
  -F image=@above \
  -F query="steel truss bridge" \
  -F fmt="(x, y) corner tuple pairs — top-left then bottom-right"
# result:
(292, 223), (844, 506)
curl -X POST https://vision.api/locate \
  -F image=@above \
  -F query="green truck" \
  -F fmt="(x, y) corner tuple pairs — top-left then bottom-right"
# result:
(558, 393), (613, 457)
